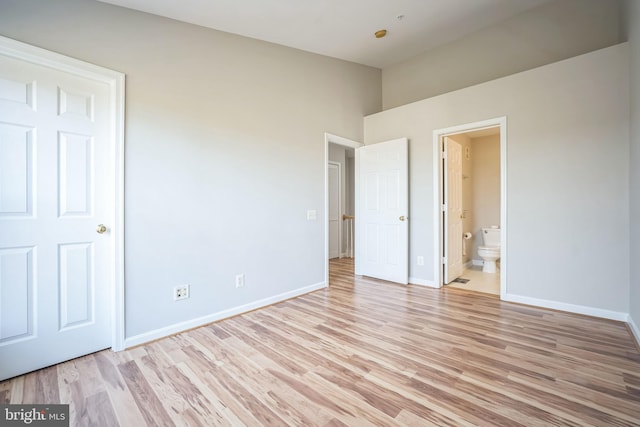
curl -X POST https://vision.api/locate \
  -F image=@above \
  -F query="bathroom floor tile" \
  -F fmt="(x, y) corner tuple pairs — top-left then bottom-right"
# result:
(447, 265), (500, 295)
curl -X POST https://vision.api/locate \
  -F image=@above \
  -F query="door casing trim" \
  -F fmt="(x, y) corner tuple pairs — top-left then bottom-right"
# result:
(432, 117), (507, 299)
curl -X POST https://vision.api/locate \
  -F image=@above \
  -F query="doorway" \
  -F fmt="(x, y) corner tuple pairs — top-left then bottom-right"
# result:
(324, 133), (362, 285)
(328, 161), (342, 259)
(433, 117), (507, 298)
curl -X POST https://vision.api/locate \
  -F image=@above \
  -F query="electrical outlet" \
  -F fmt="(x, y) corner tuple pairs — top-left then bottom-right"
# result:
(417, 256), (424, 266)
(174, 285), (189, 301)
(235, 274), (245, 288)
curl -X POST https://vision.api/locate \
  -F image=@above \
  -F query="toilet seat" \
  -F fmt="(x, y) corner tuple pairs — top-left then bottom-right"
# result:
(478, 246), (500, 252)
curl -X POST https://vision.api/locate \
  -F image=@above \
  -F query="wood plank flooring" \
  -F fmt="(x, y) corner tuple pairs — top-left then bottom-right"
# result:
(1, 257), (639, 426)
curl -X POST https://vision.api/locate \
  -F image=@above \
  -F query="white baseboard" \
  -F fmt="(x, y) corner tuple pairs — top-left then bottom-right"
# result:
(472, 259), (484, 266)
(464, 261), (473, 269)
(629, 314), (640, 347)
(409, 277), (438, 288)
(502, 293), (629, 322)
(124, 281), (327, 349)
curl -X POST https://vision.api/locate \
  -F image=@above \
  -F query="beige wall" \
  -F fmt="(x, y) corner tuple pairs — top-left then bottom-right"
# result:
(0, 0), (381, 340)
(382, 0), (622, 109)
(470, 135), (501, 261)
(365, 44), (629, 315)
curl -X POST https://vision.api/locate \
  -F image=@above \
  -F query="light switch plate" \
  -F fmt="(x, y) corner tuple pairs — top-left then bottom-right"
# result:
(307, 210), (317, 220)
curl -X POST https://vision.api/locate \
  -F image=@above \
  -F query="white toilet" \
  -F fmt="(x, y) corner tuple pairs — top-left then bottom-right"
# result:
(478, 227), (501, 273)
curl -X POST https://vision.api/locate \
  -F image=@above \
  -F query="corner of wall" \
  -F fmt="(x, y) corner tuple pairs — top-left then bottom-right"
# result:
(629, 315), (640, 348)
(626, 0), (640, 348)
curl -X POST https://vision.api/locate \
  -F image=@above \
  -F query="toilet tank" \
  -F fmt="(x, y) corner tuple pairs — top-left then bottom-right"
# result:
(482, 227), (501, 247)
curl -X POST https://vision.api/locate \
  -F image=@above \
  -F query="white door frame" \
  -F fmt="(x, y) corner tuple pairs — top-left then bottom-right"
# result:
(324, 133), (362, 285)
(432, 117), (507, 299)
(0, 36), (126, 351)
(327, 160), (342, 259)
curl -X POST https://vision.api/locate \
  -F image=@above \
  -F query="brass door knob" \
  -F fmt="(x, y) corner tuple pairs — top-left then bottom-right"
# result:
(96, 224), (107, 234)
(399, 216), (406, 221)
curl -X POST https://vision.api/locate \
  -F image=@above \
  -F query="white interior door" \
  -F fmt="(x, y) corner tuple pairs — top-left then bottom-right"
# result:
(328, 162), (341, 259)
(444, 137), (463, 284)
(355, 138), (408, 284)
(0, 52), (112, 380)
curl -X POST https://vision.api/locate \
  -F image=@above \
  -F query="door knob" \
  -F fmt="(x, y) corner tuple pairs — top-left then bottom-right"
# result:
(399, 216), (406, 221)
(96, 224), (107, 234)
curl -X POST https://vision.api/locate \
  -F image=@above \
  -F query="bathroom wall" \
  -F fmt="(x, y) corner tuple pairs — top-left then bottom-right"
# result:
(471, 135), (501, 261)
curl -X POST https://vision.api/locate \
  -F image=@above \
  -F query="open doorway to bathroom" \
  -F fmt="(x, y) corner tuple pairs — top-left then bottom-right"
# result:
(433, 118), (507, 298)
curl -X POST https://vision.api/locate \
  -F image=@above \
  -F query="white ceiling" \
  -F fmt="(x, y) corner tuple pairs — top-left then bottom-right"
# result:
(97, 0), (550, 68)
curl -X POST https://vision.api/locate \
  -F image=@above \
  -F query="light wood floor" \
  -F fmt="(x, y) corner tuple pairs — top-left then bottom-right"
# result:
(1, 258), (639, 426)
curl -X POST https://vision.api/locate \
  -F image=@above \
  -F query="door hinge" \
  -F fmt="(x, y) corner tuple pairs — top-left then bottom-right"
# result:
(441, 204), (447, 212)
(442, 257), (447, 264)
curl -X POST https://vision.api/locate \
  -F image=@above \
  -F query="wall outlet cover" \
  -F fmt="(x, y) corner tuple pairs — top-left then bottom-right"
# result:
(235, 274), (245, 288)
(174, 285), (190, 301)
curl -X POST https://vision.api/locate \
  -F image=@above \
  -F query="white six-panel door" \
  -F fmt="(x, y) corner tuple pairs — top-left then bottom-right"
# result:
(355, 138), (408, 284)
(0, 52), (112, 380)
(444, 137), (463, 284)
